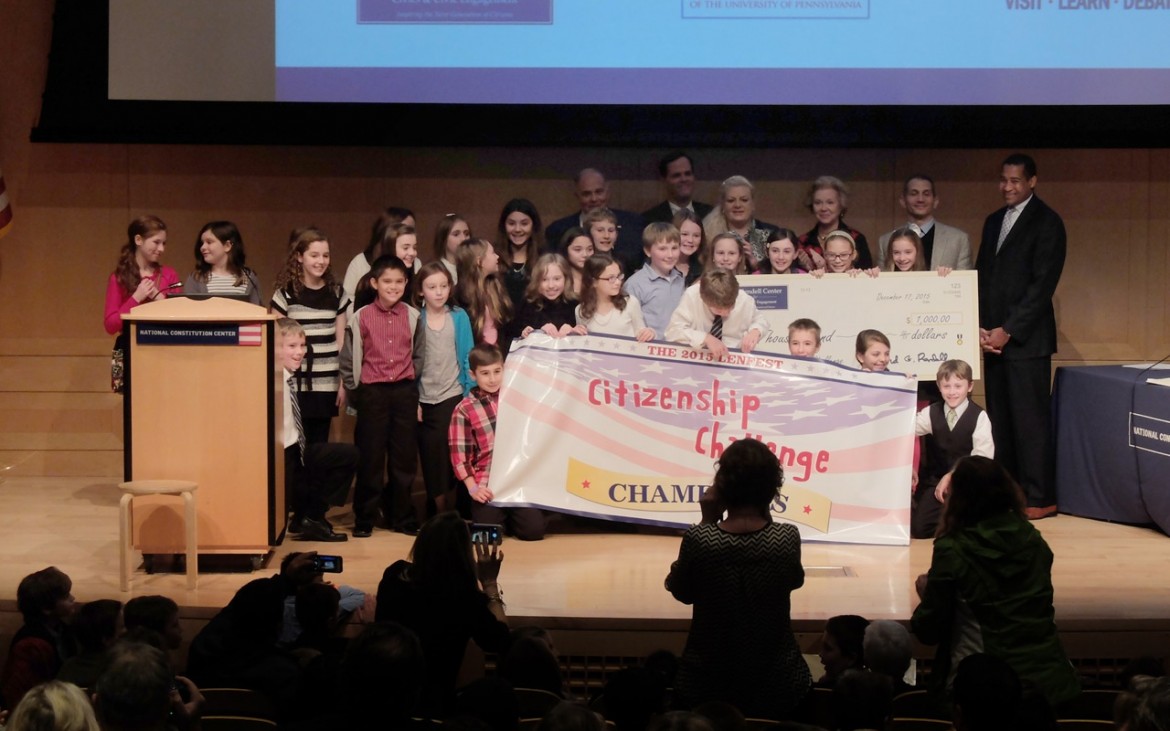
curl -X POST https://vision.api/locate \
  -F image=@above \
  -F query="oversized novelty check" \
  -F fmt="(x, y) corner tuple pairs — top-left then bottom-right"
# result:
(741, 270), (981, 381)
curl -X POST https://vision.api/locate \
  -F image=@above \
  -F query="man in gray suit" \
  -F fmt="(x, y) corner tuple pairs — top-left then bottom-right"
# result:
(877, 175), (971, 270)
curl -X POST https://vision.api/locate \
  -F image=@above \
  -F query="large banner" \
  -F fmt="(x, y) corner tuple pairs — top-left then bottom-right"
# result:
(490, 334), (918, 545)
(742, 270), (980, 381)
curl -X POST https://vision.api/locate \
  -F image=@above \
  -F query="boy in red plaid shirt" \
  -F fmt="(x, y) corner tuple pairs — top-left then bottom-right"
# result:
(448, 344), (547, 541)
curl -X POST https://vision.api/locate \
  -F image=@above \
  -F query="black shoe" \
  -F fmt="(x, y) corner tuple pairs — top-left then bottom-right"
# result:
(352, 523), (373, 538)
(394, 519), (421, 536)
(287, 516), (306, 535)
(294, 517), (348, 542)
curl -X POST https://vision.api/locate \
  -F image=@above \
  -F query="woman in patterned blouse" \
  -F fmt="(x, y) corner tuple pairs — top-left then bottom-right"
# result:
(665, 439), (811, 720)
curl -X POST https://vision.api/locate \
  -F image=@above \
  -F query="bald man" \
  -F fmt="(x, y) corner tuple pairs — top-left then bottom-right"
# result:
(545, 168), (645, 263)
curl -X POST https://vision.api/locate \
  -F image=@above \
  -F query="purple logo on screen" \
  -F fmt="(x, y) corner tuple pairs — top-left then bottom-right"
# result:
(358, 0), (553, 24)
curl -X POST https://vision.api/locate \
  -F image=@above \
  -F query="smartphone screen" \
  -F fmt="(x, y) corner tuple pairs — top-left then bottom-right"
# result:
(470, 523), (503, 546)
(314, 554), (343, 573)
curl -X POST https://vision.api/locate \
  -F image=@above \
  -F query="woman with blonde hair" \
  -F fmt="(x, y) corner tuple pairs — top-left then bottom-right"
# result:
(5, 680), (100, 731)
(796, 175), (873, 271)
(701, 176), (779, 273)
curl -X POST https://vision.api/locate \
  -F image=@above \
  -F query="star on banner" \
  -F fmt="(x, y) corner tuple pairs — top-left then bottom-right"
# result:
(581, 479), (591, 489)
(789, 380), (820, 391)
(820, 394), (854, 406)
(788, 408), (824, 422)
(854, 400), (903, 419)
(640, 362), (667, 374)
(803, 504), (812, 514)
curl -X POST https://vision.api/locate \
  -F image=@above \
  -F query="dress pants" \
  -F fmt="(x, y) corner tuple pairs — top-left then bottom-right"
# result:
(298, 390), (337, 445)
(911, 483), (944, 539)
(354, 380), (419, 529)
(301, 416), (333, 446)
(286, 442), (358, 521)
(983, 353), (1056, 506)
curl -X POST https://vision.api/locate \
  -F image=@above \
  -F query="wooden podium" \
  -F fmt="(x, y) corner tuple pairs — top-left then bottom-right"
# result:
(122, 298), (284, 568)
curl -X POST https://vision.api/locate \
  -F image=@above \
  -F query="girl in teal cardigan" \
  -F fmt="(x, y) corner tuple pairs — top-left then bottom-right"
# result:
(412, 261), (475, 517)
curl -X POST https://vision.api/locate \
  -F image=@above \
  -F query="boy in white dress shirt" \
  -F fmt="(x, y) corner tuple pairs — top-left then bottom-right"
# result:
(666, 269), (768, 361)
(279, 318), (356, 542)
(912, 359), (994, 538)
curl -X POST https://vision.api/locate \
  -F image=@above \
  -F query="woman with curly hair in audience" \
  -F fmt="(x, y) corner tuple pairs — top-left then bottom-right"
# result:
(665, 439), (810, 720)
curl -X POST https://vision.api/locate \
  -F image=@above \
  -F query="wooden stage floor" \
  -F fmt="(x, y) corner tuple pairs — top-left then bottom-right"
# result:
(3, 476), (1169, 653)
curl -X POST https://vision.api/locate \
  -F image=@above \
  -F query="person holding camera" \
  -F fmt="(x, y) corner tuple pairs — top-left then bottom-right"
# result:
(375, 512), (511, 717)
(185, 552), (321, 721)
(665, 439), (811, 721)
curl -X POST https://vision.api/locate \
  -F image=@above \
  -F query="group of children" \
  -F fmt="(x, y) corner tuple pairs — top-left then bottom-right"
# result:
(105, 209), (987, 542)
(324, 219), (987, 541)
(331, 252), (546, 540)
(787, 319), (992, 537)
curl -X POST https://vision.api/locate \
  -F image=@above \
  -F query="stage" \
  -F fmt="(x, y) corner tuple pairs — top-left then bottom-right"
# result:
(2, 475), (1169, 682)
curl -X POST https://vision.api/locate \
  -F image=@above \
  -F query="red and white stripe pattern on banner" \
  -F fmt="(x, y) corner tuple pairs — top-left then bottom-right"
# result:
(238, 323), (263, 346)
(0, 167), (13, 239)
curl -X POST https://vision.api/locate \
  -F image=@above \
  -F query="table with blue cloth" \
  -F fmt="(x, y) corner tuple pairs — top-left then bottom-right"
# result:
(1053, 365), (1170, 534)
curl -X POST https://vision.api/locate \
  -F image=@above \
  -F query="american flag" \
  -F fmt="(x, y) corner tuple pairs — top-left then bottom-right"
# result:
(238, 323), (263, 346)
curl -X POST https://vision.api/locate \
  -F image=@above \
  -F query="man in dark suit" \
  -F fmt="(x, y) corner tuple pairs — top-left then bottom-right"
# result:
(545, 168), (645, 263)
(976, 153), (1066, 519)
(641, 151), (714, 224)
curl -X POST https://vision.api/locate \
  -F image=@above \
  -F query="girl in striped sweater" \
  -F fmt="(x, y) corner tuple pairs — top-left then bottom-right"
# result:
(270, 226), (351, 443)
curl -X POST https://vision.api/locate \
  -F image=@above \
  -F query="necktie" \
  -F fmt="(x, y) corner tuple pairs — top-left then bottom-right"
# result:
(946, 407), (957, 429)
(709, 314), (723, 340)
(288, 375), (305, 463)
(995, 207), (1016, 253)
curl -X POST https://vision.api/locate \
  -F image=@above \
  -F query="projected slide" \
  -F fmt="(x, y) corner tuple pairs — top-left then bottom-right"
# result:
(274, 0), (1170, 105)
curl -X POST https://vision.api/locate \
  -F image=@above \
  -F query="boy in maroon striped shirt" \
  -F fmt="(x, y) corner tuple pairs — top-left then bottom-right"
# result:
(340, 255), (421, 537)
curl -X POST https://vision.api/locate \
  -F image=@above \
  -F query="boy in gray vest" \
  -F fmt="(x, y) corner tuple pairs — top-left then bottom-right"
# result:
(912, 359), (994, 538)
